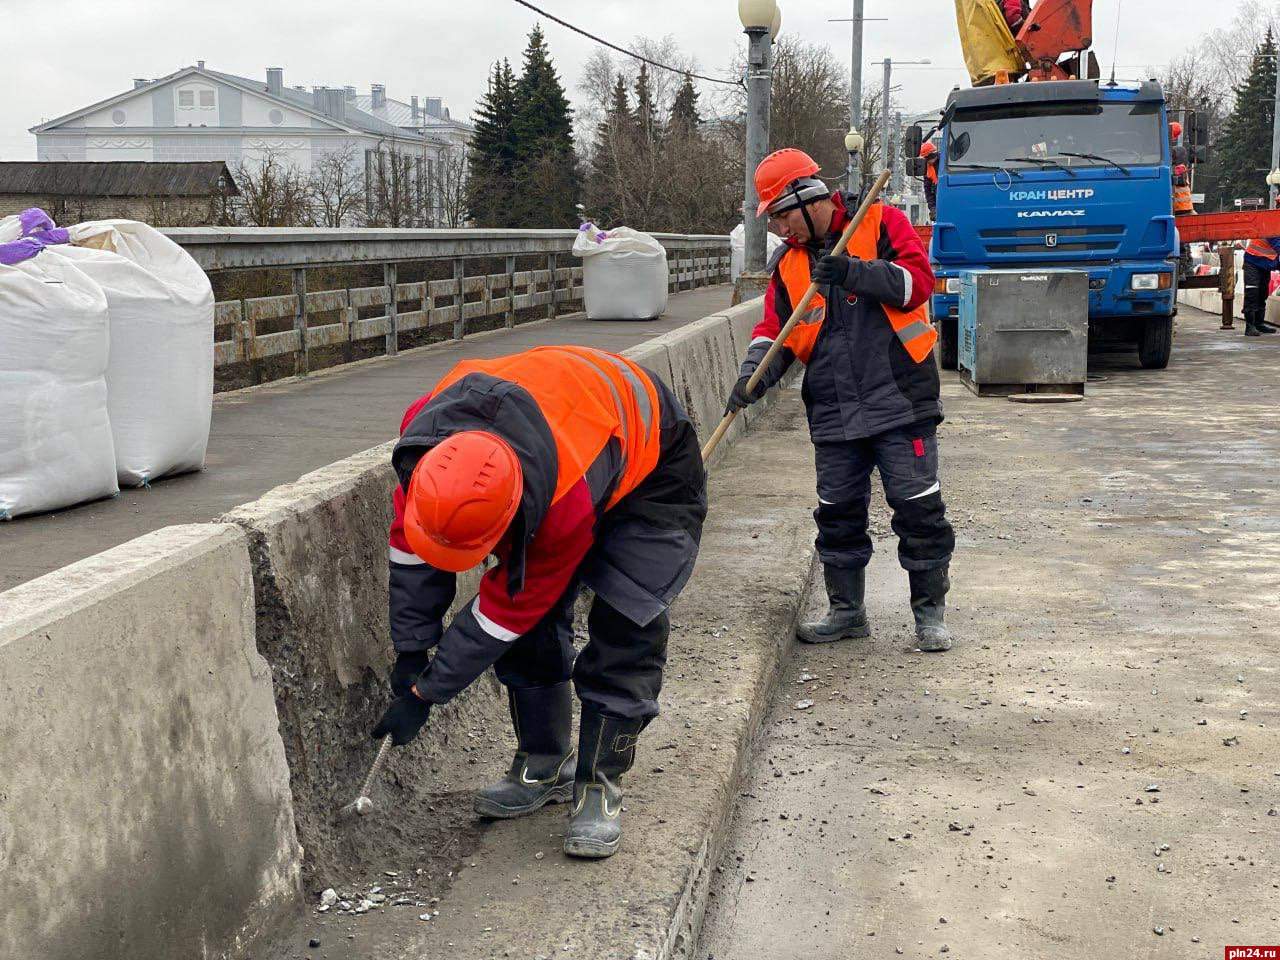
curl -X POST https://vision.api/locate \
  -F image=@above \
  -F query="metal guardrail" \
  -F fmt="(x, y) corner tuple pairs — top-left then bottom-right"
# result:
(162, 228), (731, 375)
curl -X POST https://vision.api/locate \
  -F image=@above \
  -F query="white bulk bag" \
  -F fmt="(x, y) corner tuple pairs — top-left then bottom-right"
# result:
(0, 251), (117, 519)
(573, 225), (669, 321)
(52, 220), (214, 486)
(729, 224), (784, 282)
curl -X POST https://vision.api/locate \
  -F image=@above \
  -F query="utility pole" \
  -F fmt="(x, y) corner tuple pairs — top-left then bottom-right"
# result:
(850, 0), (864, 190)
(743, 21), (774, 274)
(881, 58), (892, 178)
(1271, 54), (1280, 207)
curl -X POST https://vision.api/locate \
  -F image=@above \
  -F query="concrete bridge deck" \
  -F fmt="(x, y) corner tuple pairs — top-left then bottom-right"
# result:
(0, 284), (735, 592)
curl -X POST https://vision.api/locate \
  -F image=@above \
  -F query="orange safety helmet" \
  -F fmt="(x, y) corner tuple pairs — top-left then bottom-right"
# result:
(1170, 120), (1183, 140)
(403, 431), (523, 571)
(920, 141), (938, 158)
(754, 148), (822, 216)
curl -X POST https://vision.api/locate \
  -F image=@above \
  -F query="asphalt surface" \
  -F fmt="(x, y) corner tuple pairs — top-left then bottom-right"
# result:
(699, 308), (1280, 960)
(0, 285), (733, 591)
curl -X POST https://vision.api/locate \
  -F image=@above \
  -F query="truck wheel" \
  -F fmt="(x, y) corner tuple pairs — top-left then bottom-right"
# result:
(1138, 315), (1173, 369)
(939, 314), (959, 370)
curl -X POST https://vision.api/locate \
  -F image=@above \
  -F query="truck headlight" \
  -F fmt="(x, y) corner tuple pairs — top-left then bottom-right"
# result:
(946, 277), (961, 294)
(934, 278), (961, 295)
(1131, 273), (1162, 291)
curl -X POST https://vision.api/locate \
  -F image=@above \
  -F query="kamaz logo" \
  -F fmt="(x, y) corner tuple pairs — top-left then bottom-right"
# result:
(1017, 209), (1085, 218)
(1010, 188), (1095, 201)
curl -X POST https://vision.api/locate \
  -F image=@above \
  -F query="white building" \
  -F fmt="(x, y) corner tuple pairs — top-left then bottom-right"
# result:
(31, 64), (471, 225)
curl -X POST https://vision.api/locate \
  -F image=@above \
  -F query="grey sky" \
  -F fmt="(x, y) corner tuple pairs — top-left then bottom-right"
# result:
(3, 0), (1220, 160)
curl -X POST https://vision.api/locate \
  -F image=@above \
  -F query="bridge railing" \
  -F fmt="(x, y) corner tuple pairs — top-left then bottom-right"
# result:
(162, 228), (731, 385)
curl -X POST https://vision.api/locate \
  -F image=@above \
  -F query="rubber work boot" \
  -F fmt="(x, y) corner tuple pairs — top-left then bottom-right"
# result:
(909, 566), (953, 653)
(564, 707), (645, 859)
(797, 565), (871, 644)
(474, 683), (575, 819)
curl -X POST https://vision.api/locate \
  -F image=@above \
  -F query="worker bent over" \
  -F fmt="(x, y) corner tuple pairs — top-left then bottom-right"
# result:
(373, 345), (707, 859)
(727, 148), (956, 652)
(1243, 230), (1280, 337)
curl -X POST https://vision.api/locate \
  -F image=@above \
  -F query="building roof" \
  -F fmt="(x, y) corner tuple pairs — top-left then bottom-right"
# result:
(0, 161), (238, 197)
(348, 95), (473, 135)
(31, 65), (465, 148)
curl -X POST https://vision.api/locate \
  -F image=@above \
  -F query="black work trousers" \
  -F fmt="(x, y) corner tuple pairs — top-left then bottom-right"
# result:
(812, 420), (955, 573)
(493, 416), (706, 721)
(1243, 261), (1272, 328)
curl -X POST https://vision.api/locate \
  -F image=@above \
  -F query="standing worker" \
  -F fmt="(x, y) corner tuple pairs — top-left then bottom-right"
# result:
(727, 148), (957, 652)
(1243, 224), (1280, 337)
(1170, 121), (1194, 217)
(920, 141), (940, 221)
(374, 345), (706, 859)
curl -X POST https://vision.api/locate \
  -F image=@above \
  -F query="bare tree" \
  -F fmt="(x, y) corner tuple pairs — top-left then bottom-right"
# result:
(309, 145), (365, 227)
(366, 142), (430, 227)
(234, 150), (312, 226)
(435, 150), (469, 228)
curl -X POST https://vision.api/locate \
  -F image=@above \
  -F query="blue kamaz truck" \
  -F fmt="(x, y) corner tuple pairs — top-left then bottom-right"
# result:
(919, 79), (1178, 370)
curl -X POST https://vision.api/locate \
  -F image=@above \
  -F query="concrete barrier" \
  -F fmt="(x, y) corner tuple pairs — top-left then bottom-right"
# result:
(0, 525), (301, 960)
(217, 444), (502, 893)
(0, 296), (776, 956)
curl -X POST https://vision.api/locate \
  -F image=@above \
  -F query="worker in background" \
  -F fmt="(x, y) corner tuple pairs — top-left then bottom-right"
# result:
(920, 141), (940, 221)
(375, 345), (707, 859)
(1170, 121), (1194, 216)
(1002, 0), (1030, 32)
(1243, 224), (1280, 337)
(727, 148), (956, 653)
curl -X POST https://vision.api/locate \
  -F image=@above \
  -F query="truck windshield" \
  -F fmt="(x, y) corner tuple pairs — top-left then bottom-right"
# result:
(946, 101), (1162, 172)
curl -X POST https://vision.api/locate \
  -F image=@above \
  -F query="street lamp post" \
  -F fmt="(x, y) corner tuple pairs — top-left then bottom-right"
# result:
(845, 128), (865, 193)
(739, 0), (779, 280)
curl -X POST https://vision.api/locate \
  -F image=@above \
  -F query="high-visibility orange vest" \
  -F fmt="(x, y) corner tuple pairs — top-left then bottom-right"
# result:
(433, 345), (661, 509)
(1246, 237), (1278, 261)
(1173, 184), (1193, 214)
(776, 203), (937, 364)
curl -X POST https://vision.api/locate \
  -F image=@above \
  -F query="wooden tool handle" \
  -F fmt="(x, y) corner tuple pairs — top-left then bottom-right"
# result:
(700, 169), (894, 464)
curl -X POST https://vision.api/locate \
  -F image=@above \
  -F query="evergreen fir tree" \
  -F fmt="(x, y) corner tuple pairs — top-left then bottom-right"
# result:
(511, 24), (579, 227)
(670, 74), (701, 132)
(1219, 30), (1276, 206)
(588, 75), (635, 225)
(466, 59), (518, 226)
(633, 64), (660, 143)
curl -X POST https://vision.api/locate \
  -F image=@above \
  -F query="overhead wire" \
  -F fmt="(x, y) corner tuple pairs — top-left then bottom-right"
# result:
(508, 0), (744, 87)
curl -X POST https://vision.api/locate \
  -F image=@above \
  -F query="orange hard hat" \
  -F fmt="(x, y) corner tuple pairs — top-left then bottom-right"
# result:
(920, 141), (938, 158)
(1170, 120), (1183, 139)
(754, 148), (822, 216)
(403, 431), (523, 571)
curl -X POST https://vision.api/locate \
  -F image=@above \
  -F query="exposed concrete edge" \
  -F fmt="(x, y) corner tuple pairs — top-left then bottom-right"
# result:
(662, 563), (816, 960)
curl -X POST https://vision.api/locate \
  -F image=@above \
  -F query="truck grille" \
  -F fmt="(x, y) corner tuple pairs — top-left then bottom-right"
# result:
(978, 225), (1124, 256)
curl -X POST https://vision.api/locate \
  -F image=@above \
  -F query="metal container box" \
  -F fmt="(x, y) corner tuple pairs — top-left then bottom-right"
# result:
(958, 269), (1088, 395)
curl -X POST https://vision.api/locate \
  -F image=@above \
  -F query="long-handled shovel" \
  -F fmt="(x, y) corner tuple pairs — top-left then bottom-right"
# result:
(700, 168), (894, 464)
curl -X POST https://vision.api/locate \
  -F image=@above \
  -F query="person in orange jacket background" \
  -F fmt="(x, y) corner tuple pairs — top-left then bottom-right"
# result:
(920, 141), (940, 221)
(374, 345), (706, 859)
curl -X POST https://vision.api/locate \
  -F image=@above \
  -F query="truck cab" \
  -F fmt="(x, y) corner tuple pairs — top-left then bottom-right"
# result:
(925, 79), (1178, 370)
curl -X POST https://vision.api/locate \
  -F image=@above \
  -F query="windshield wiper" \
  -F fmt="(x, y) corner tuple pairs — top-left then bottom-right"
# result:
(948, 162), (1024, 178)
(1004, 155), (1078, 177)
(1056, 151), (1131, 174)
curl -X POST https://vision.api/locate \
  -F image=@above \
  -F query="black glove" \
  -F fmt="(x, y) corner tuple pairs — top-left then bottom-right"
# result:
(726, 373), (767, 413)
(812, 254), (865, 292)
(371, 693), (432, 746)
(390, 650), (431, 698)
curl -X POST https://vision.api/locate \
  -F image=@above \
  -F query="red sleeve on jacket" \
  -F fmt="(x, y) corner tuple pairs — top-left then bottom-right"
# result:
(1002, 0), (1023, 27)
(389, 392), (434, 555)
(877, 204), (935, 311)
(751, 270), (789, 341)
(475, 479), (596, 637)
